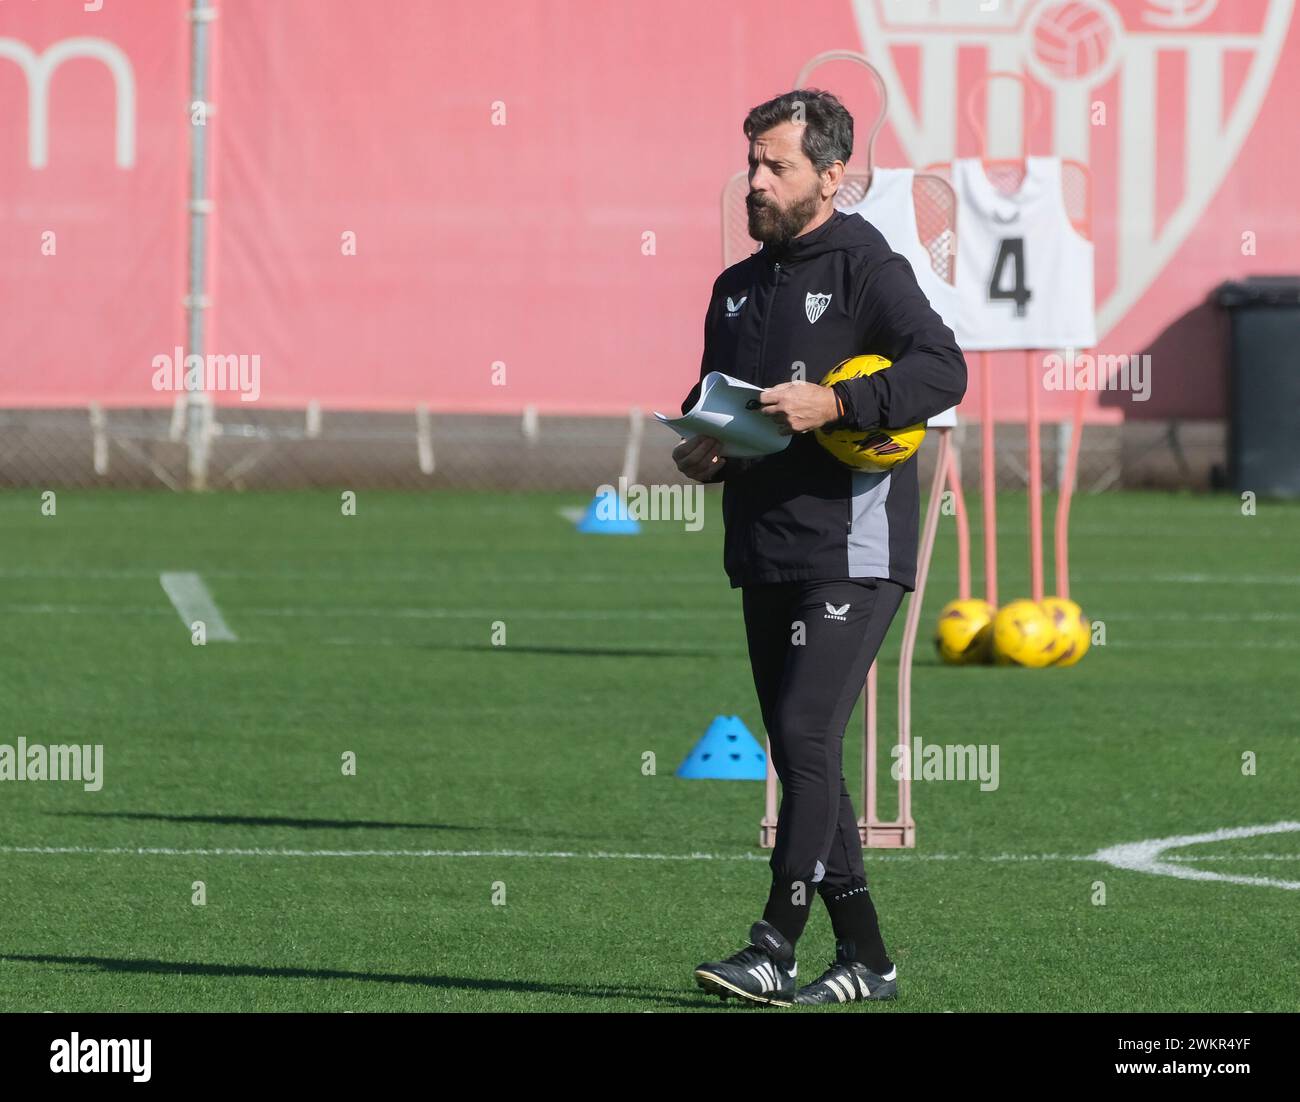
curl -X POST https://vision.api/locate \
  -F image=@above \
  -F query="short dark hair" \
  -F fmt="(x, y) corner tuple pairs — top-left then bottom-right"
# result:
(742, 89), (854, 174)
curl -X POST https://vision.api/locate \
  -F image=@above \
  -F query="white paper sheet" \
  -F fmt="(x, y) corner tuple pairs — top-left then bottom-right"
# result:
(654, 371), (792, 458)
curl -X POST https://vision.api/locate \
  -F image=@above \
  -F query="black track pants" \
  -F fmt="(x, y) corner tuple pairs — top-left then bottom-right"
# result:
(741, 578), (905, 943)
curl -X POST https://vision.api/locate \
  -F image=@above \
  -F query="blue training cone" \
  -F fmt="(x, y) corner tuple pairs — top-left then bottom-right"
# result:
(575, 487), (641, 534)
(676, 715), (767, 780)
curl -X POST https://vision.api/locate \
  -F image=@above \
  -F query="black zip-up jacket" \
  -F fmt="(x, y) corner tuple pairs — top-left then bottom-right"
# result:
(681, 209), (967, 590)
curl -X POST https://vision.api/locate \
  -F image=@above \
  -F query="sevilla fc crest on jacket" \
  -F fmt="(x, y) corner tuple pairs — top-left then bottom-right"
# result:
(805, 292), (831, 324)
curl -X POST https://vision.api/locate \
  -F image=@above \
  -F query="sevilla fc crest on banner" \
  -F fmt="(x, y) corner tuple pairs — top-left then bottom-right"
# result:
(852, 0), (1293, 341)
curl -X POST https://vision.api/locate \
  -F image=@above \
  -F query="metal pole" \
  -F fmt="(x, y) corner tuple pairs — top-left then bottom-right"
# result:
(620, 408), (644, 486)
(1057, 417), (1073, 493)
(185, 2), (217, 490)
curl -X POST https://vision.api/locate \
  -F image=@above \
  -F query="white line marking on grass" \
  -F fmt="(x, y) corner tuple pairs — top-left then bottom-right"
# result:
(4, 603), (1299, 651)
(7, 566), (1300, 588)
(0, 567), (727, 585)
(0, 845), (774, 861)
(0, 605), (172, 616)
(1108, 640), (1300, 650)
(1102, 612), (1300, 622)
(235, 607), (721, 621)
(2, 847), (1289, 862)
(158, 572), (238, 641)
(6, 600), (1299, 641)
(1164, 854), (1300, 861)
(557, 507), (586, 523)
(1091, 822), (1300, 891)
(1149, 573), (1300, 587)
(0, 604), (727, 622)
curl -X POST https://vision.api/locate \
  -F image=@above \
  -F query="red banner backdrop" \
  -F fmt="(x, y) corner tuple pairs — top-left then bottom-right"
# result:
(2, 0), (1298, 421)
(0, 0), (188, 407)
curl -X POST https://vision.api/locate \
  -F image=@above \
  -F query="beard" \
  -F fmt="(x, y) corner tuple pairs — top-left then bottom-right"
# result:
(746, 183), (822, 249)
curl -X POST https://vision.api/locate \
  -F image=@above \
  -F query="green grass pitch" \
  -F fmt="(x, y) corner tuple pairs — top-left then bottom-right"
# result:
(0, 487), (1296, 1012)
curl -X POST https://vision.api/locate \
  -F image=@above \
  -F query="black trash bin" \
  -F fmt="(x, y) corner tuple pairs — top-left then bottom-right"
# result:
(1214, 276), (1300, 498)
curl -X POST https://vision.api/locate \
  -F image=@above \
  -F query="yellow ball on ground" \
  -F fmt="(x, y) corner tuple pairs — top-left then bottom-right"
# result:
(815, 355), (926, 472)
(1041, 596), (1091, 667)
(992, 599), (1059, 668)
(934, 598), (995, 665)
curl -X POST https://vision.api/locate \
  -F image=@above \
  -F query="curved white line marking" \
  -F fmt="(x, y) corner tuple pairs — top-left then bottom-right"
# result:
(1091, 821), (1300, 891)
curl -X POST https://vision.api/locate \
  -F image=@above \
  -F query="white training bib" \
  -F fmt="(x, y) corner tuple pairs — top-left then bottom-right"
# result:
(951, 156), (1097, 351)
(843, 166), (960, 426)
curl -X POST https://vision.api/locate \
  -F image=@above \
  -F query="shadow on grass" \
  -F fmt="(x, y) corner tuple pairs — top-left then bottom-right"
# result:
(44, 812), (718, 848)
(420, 642), (731, 659)
(1, 953), (737, 1010)
(48, 811), (473, 832)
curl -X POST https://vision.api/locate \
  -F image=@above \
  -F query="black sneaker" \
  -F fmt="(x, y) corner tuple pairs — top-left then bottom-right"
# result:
(694, 920), (798, 1007)
(792, 940), (898, 1005)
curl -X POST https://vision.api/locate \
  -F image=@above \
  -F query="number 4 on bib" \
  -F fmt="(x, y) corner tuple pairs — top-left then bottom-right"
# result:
(987, 237), (1031, 317)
